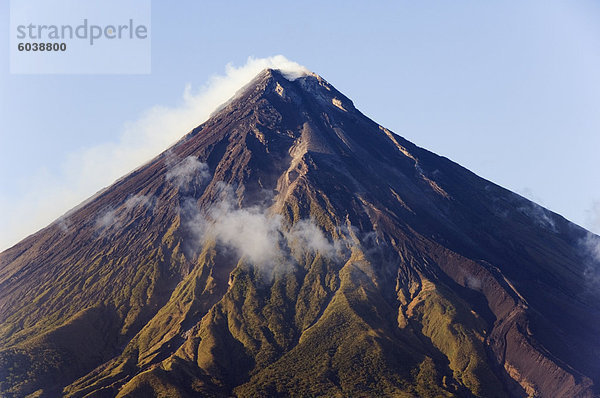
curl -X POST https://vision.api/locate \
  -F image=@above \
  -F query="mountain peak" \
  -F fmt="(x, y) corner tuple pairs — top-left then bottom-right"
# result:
(261, 65), (312, 81)
(234, 67), (355, 114)
(1, 65), (599, 398)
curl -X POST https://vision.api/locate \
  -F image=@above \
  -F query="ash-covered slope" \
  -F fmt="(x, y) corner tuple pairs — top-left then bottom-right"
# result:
(1, 69), (599, 398)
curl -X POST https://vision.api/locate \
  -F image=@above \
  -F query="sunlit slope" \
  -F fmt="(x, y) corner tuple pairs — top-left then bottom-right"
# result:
(1, 69), (599, 397)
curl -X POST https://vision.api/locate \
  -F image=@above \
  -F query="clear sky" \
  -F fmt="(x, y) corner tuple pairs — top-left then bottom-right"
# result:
(1, 0), (600, 250)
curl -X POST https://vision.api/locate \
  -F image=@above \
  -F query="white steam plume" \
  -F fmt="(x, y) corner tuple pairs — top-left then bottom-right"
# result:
(0, 55), (309, 251)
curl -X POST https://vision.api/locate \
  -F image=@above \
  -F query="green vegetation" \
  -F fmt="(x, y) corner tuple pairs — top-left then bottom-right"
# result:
(410, 280), (506, 398)
(4, 69), (585, 397)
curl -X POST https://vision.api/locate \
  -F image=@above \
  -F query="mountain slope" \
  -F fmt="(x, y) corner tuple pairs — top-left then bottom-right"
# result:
(1, 69), (599, 397)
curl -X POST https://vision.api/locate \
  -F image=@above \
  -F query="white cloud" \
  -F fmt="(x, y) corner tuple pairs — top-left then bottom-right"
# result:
(93, 194), (154, 233)
(166, 156), (210, 189)
(180, 183), (349, 280)
(578, 202), (600, 291)
(286, 219), (345, 258)
(95, 208), (118, 231)
(0, 55), (308, 251)
(581, 232), (600, 290)
(123, 194), (153, 210)
(585, 200), (600, 235)
(517, 202), (557, 231)
(208, 198), (286, 266)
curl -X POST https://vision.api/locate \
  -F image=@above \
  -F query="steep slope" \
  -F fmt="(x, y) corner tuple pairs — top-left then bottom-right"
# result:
(1, 69), (599, 398)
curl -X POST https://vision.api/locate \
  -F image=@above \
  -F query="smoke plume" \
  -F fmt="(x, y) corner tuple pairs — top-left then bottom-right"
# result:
(0, 56), (309, 251)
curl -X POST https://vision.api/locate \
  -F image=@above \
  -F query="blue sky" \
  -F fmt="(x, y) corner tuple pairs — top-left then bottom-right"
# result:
(1, 0), (600, 250)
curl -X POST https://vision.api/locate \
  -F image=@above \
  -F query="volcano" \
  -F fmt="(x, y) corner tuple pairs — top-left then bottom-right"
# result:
(1, 68), (599, 398)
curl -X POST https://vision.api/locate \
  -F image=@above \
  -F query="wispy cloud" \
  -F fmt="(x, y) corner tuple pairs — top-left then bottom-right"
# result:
(578, 199), (600, 291)
(0, 56), (308, 251)
(581, 232), (600, 290)
(123, 194), (153, 210)
(517, 202), (557, 231)
(95, 208), (118, 231)
(166, 156), (210, 190)
(585, 200), (600, 235)
(93, 194), (154, 233)
(516, 187), (557, 231)
(179, 181), (350, 280)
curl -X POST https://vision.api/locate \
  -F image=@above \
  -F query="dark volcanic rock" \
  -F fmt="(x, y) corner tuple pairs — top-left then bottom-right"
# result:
(0, 69), (598, 398)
